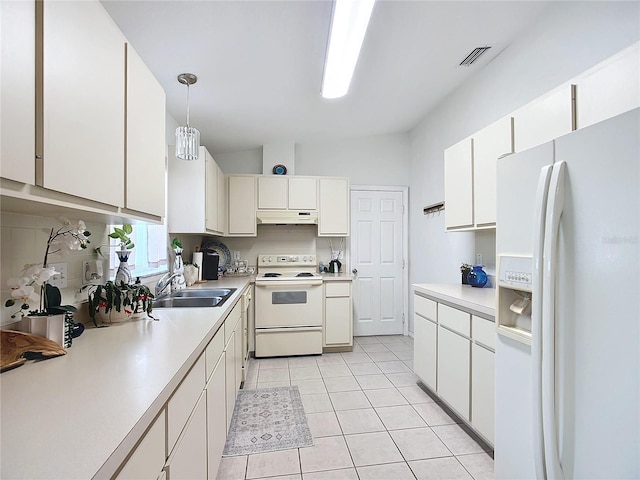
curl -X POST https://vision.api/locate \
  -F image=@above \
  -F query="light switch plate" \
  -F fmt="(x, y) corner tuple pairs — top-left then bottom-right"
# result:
(48, 262), (68, 288)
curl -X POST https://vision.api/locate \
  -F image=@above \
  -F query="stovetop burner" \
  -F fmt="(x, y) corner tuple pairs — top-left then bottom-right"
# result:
(296, 272), (314, 277)
(263, 273), (282, 278)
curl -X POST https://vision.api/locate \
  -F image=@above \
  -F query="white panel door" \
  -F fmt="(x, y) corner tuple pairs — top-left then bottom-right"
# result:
(351, 190), (404, 336)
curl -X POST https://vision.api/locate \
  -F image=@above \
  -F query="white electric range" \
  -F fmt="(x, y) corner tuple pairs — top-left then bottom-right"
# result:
(254, 254), (323, 357)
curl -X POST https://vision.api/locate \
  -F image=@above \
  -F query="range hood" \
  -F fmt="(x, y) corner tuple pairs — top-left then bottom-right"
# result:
(256, 210), (318, 225)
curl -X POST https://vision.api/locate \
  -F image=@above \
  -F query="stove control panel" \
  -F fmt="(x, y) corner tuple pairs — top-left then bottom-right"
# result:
(258, 254), (317, 267)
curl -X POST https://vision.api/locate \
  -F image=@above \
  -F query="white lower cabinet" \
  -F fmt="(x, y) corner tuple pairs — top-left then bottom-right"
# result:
(413, 313), (437, 391)
(115, 410), (166, 480)
(437, 326), (471, 421)
(165, 392), (207, 480)
(412, 292), (494, 445)
(225, 330), (238, 428)
(206, 352), (227, 480)
(323, 281), (353, 348)
(472, 343), (495, 444)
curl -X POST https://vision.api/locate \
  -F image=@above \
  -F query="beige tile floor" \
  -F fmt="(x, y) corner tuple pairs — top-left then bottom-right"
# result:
(217, 335), (494, 480)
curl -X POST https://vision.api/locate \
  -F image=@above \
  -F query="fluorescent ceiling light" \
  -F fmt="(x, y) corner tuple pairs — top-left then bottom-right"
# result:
(322, 0), (375, 99)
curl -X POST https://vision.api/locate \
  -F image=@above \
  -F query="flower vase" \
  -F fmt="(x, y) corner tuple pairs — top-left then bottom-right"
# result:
(172, 247), (186, 290)
(115, 250), (132, 286)
(27, 313), (67, 347)
(467, 265), (488, 288)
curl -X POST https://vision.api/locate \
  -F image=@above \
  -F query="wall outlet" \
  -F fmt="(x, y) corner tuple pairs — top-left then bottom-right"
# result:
(233, 251), (241, 261)
(476, 253), (483, 266)
(48, 262), (68, 288)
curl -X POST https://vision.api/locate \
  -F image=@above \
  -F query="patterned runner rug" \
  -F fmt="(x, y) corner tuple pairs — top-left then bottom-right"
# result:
(223, 386), (313, 456)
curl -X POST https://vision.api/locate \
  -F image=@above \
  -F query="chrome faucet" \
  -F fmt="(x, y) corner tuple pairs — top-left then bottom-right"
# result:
(155, 272), (181, 298)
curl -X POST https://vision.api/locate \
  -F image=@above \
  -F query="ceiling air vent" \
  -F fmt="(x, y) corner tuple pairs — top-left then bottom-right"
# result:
(459, 46), (491, 66)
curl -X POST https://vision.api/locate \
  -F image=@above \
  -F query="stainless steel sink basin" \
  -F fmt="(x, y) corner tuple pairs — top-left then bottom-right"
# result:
(170, 288), (234, 298)
(153, 288), (236, 309)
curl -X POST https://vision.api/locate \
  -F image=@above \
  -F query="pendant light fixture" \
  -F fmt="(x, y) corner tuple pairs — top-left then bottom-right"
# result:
(175, 73), (200, 160)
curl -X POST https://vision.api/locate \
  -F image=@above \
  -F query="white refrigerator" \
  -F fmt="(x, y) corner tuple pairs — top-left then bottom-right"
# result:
(494, 108), (639, 479)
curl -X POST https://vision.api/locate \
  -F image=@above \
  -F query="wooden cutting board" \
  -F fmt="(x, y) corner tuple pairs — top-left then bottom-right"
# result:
(1, 330), (67, 372)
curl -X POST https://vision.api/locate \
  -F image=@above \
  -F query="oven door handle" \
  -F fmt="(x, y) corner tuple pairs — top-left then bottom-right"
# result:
(255, 280), (323, 287)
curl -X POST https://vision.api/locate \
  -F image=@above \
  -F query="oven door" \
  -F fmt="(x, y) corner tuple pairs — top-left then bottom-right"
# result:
(255, 280), (323, 328)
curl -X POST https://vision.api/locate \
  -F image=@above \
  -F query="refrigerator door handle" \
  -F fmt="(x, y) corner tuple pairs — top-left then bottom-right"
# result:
(532, 164), (553, 479)
(542, 160), (567, 480)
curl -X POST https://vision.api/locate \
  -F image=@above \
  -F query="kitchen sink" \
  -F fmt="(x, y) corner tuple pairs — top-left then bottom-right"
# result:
(153, 288), (236, 309)
(170, 288), (234, 298)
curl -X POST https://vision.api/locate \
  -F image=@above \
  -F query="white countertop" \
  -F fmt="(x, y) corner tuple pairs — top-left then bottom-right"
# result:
(413, 283), (496, 318)
(0, 277), (251, 480)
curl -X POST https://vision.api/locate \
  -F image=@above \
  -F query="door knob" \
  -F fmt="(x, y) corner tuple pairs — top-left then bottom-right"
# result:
(352, 268), (358, 275)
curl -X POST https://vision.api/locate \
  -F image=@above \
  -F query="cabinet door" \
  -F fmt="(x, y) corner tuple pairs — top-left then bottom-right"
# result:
(225, 331), (237, 428)
(40, 0), (126, 206)
(473, 117), (513, 227)
(289, 177), (317, 210)
(217, 163), (227, 235)
(258, 176), (287, 209)
(228, 176), (257, 236)
(205, 150), (218, 231)
(168, 355), (205, 453)
(324, 296), (352, 346)
(513, 83), (575, 152)
(125, 43), (166, 218)
(437, 326), (470, 420)
(576, 42), (640, 129)
(167, 145), (206, 233)
(413, 313), (437, 391)
(1, 0), (35, 184)
(116, 410), (166, 480)
(166, 392), (207, 480)
(206, 352), (226, 480)
(318, 177), (349, 236)
(444, 138), (473, 229)
(234, 317), (243, 389)
(472, 343), (495, 445)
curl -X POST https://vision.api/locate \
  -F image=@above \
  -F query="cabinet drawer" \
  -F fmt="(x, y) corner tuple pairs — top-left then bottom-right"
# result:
(168, 354), (205, 454)
(438, 304), (470, 337)
(224, 303), (242, 344)
(414, 295), (436, 321)
(205, 325), (225, 381)
(325, 281), (351, 297)
(472, 315), (495, 350)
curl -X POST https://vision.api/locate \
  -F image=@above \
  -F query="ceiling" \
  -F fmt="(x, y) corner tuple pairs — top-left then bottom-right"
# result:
(101, 0), (553, 155)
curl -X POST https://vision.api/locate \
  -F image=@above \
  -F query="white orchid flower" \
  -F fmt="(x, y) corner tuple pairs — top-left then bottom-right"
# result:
(10, 284), (40, 304)
(23, 265), (59, 285)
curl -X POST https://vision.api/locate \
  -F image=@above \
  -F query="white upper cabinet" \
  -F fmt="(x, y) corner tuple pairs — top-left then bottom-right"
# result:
(473, 116), (514, 227)
(228, 176), (257, 236)
(1, 0), (35, 184)
(575, 42), (640, 129)
(217, 163), (227, 235)
(40, 0), (126, 207)
(257, 176), (318, 211)
(125, 44), (166, 217)
(318, 177), (349, 236)
(444, 137), (474, 230)
(513, 83), (575, 152)
(168, 146), (224, 235)
(288, 177), (317, 210)
(257, 176), (287, 209)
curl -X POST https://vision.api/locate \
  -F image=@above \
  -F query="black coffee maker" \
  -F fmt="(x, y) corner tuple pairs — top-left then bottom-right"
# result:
(202, 251), (220, 280)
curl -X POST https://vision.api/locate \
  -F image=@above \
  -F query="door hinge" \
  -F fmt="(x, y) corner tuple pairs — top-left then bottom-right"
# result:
(402, 313), (405, 324)
(402, 259), (406, 269)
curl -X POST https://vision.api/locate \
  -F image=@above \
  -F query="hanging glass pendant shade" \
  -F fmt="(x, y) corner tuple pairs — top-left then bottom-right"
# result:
(175, 73), (200, 160)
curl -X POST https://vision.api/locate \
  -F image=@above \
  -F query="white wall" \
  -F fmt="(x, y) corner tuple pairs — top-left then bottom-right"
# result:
(408, 1), (640, 332)
(213, 132), (411, 187)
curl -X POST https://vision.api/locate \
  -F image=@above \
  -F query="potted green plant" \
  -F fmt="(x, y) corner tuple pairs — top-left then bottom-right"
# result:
(87, 280), (154, 326)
